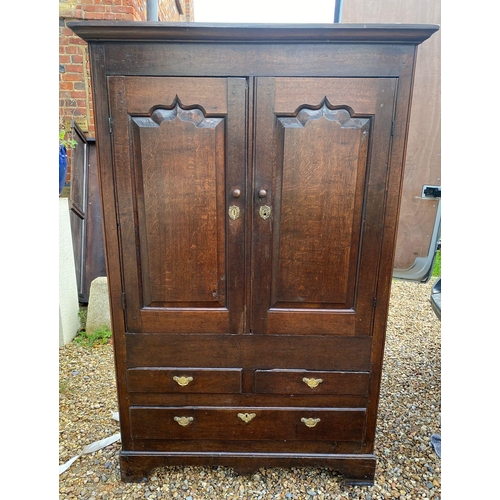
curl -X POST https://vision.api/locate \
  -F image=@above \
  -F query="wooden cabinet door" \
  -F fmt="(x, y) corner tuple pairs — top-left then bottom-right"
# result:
(252, 77), (397, 336)
(108, 77), (247, 334)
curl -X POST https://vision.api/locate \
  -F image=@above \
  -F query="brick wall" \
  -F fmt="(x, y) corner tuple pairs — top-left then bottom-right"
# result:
(160, 0), (194, 22)
(59, 0), (195, 181)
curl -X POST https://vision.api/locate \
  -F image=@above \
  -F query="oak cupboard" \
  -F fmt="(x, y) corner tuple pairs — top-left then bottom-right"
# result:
(68, 22), (438, 485)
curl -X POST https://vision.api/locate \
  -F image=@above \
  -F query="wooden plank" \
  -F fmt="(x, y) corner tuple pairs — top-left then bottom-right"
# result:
(127, 393), (368, 408)
(267, 309), (356, 335)
(126, 333), (373, 371)
(68, 21), (438, 43)
(87, 44), (133, 447)
(119, 451), (376, 484)
(125, 439), (365, 454)
(102, 43), (412, 78)
(123, 77), (228, 114)
(342, 0), (441, 270)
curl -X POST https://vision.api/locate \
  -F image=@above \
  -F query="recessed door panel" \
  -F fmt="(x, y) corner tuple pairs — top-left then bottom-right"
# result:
(275, 105), (370, 307)
(253, 77), (397, 335)
(131, 106), (225, 307)
(109, 76), (247, 334)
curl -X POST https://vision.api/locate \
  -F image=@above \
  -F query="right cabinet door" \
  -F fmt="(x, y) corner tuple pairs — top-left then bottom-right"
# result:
(252, 77), (397, 336)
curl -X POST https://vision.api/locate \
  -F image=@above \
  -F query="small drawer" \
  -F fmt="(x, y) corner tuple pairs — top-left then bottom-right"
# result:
(129, 406), (366, 442)
(254, 369), (370, 395)
(127, 367), (242, 394)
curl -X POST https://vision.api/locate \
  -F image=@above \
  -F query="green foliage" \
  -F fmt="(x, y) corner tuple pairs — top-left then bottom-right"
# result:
(78, 306), (88, 330)
(432, 249), (441, 277)
(59, 129), (78, 149)
(74, 326), (112, 348)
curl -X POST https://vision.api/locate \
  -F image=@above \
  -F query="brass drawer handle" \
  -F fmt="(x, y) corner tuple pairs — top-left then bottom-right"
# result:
(173, 376), (193, 387)
(301, 417), (321, 428)
(174, 416), (194, 427)
(237, 412), (256, 423)
(302, 377), (323, 389)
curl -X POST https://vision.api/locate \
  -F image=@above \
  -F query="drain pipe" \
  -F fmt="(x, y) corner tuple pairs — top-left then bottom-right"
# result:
(147, 0), (158, 21)
(334, 0), (343, 23)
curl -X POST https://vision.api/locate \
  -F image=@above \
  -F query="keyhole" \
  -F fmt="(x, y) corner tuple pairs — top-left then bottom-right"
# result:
(259, 206), (271, 220)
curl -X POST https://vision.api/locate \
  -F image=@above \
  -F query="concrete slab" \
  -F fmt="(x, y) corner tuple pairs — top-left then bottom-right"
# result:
(59, 198), (80, 346)
(85, 276), (112, 335)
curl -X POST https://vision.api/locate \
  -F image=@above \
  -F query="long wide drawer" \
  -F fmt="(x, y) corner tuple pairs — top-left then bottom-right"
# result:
(127, 367), (242, 394)
(129, 406), (366, 442)
(254, 370), (370, 395)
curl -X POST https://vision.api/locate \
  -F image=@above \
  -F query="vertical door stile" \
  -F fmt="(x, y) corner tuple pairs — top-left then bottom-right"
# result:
(226, 77), (248, 334)
(354, 78), (398, 336)
(251, 77), (276, 335)
(108, 76), (143, 334)
(245, 76), (255, 334)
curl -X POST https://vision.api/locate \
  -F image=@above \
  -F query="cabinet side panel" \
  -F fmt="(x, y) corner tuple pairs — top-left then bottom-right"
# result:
(87, 53), (133, 447)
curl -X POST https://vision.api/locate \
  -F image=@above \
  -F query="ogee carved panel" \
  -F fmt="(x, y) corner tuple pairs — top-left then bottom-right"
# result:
(274, 103), (370, 308)
(131, 101), (226, 307)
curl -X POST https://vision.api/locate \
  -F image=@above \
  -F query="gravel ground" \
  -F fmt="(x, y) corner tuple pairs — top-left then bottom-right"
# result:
(59, 278), (441, 499)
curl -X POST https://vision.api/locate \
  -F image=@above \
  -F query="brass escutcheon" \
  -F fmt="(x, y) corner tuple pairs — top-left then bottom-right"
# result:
(301, 417), (321, 428)
(259, 205), (271, 220)
(228, 205), (240, 220)
(174, 416), (194, 427)
(302, 377), (323, 389)
(237, 412), (256, 423)
(173, 375), (193, 387)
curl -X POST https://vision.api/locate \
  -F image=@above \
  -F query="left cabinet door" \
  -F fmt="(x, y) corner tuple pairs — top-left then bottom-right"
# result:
(108, 77), (248, 334)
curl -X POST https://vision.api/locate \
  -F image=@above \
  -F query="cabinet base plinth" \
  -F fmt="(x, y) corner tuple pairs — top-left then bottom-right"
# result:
(119, 451), (376, 486)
